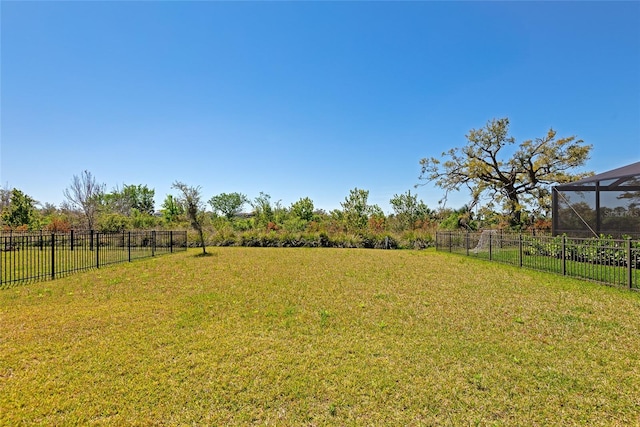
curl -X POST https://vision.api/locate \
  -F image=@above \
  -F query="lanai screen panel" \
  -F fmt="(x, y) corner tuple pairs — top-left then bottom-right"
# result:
(553, 162), (640, 237)
(599, 176), (640, 236)
(554, 184), (597, 237)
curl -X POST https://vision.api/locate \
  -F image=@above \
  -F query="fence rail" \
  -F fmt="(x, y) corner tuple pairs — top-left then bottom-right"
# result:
(436, 231), (640, 290)
(0, 230), (187, 289)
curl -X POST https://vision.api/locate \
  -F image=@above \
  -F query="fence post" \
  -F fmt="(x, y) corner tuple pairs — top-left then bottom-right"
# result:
(628, 238), (633, 289)
(51, 233), (55, 280)
(40, 230), (43, 251)
(90, 230), (94, 251)
(449, 232), (452, 253)
(465, 231), (469, 256)
(519, 234), (523, 267)
(96, 233), (100, 268)
(70, 230), (74, 251)
(128, 232), (131, 262)
(489, 232), (493, 261)
(152, 230), (156, 257)
(170, 231), (173, 253)
(562, 235), (567, 276)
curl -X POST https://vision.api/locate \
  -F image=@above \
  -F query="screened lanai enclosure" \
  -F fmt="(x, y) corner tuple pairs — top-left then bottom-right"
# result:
(552, 161), (640, 238)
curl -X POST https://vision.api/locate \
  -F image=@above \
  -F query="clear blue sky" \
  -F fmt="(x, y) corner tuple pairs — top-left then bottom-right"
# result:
(2, 1), (639, 214)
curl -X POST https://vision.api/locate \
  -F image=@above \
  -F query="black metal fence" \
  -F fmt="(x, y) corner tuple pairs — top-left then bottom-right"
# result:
(0, 230), (187, 289)
(436, 231), (640, 290)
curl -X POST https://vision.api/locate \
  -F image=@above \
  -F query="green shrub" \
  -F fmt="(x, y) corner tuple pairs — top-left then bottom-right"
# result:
(98, 213), (130, 233)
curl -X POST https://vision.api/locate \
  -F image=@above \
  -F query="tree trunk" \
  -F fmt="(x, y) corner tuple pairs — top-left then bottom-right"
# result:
(506, 189), (522, 228)
(197, 226), (206, 254)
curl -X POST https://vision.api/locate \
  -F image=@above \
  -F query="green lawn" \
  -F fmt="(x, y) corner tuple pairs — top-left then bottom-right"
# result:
(1, 248), (639, 425)
(1, 245), (173, 287)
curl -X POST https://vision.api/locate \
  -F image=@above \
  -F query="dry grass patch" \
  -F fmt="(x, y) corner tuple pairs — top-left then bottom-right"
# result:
(1, 248), (639, 425)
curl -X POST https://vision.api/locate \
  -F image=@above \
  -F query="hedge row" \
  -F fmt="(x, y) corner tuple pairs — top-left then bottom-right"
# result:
(184, 230), (434, 250)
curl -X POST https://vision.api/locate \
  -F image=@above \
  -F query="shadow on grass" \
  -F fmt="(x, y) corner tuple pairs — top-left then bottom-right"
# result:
(193, 251), (216, 258)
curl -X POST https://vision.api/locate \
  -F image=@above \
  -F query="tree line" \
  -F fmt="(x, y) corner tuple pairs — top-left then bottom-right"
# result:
(1, 117), (592, 249)
(0, 175), (440, 246)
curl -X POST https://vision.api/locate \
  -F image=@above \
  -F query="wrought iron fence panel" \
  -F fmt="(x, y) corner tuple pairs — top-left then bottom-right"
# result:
(436, 231), (639, 290)
(0, 230), (187, 289)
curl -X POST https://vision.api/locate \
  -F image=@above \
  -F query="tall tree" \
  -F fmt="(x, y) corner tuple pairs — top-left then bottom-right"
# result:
(389, 190), (432, 230)
(208, 192), (248, 220)
(102, 187), (129, 216)
(418, 117), (592, 227)
(1, 188), (39, 229)
(161, 194), (184, 223)
(340, 188), (381, 232)
(251, 192), (275, 228)
(124, 184), (155, 215)
(290, 197), (315, 222)
(63, 170), (105, 230)
(172, 181), (207, 254)
(103, 184), (155, 216)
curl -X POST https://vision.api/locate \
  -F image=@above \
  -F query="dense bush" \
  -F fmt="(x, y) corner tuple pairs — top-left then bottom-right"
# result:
(181, 226), (433, 250)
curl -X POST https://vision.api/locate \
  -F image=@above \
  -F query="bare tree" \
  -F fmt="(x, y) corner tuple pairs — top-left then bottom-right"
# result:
(172, 181), (207, 254)
(63, 170), (105, 230)
(0, 182), (12, 214)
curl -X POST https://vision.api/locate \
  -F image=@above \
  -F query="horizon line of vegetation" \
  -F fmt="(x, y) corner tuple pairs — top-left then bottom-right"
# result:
(3, 117), (610, 254)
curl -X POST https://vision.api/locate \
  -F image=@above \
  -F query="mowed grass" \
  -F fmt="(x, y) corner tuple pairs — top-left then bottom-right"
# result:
(1, 248), (639, 426)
